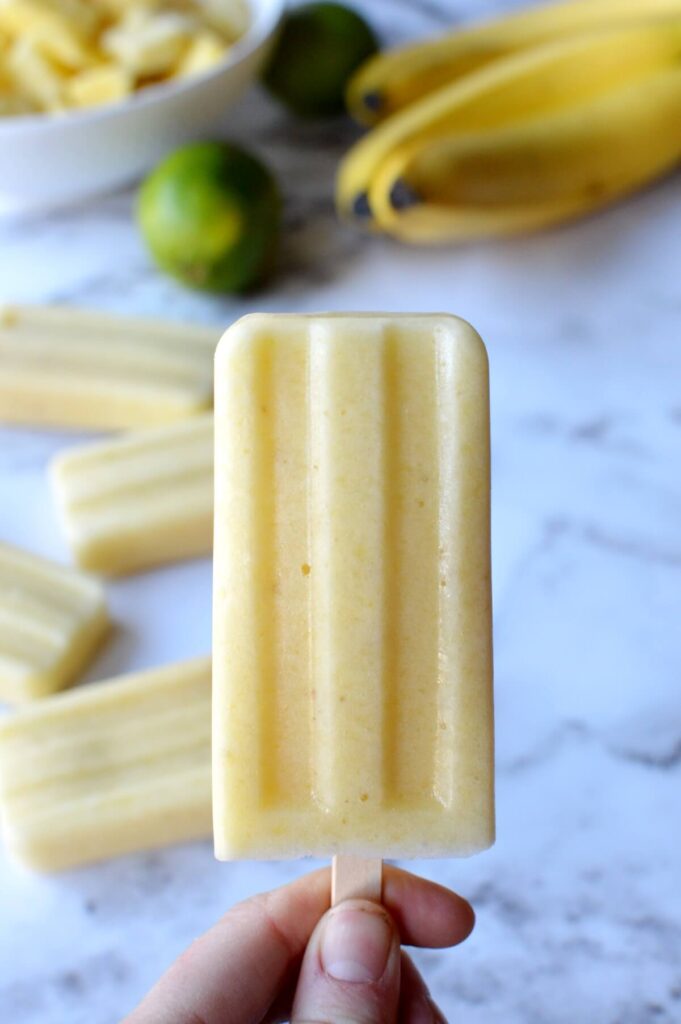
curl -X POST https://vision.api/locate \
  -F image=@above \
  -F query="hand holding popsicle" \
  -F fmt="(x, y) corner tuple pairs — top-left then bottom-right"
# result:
(124, 865), (473, 1023)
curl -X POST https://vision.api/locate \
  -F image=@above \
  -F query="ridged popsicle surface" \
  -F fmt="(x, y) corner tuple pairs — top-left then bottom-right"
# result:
(0, 657), (212, 870)
(51, 413), (214, 575)
(0, 305), (218, 429)
(0, 542), (109, 704)
(213, 314), (493, 859)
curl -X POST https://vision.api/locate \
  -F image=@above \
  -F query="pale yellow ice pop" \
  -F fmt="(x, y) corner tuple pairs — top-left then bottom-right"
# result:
(212, 313), (493, 860)
(0, 305), (218, 430)
(0, 657), (212, 871)
(0, 542), (109, 705)
(51, 413), (213, 576)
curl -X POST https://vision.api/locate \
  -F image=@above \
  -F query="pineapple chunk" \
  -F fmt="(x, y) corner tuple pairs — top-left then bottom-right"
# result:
(92, 0), (163, 15)
(102, 9), (195, 78)
(0, 0), (99, 69)
(65, 62), (132, 108)
(174, 27), (226, 77)
(7, 36), (67, 111)
(0, 0), (250, 116)
(196, 0), (249, 42)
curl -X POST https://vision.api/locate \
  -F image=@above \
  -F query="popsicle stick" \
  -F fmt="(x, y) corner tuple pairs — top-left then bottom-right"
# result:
(332, 855), (383, 905)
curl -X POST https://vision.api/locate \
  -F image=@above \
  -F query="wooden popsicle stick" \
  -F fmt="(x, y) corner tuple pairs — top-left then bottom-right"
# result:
(332, 855), (383, 905)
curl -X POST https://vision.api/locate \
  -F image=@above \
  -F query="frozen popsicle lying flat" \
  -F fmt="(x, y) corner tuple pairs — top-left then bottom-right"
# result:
(212, 313), (494, 860)
(0, 305), (218, 430)
(51, 413), (214, 576)
(0, 542), (109, 705)
(0, 657), (212, 871)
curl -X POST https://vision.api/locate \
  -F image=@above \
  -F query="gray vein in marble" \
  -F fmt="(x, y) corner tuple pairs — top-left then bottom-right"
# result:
(579, 522), (681, 568)
(517, 412), (649, 459)
(610, 743), (681, 771)
(499, 720), (591, 775)
(519, 515), (681, 570)
(0, 192), (133, 243)
(45, 264), (155, 308)
(468, 881), (535, 928)
(569, 416), (612, 442)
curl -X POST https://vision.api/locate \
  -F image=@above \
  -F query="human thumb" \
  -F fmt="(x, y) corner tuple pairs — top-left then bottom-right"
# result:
(291, 898), (401, 1024)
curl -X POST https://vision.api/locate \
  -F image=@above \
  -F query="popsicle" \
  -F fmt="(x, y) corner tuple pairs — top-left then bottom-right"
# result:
(0, 657), (212, 871)
(212, 313), (494, 862)
(0, 305), (218, 430)
(0, 541), (109, 705)
(51, 413), (213, 576)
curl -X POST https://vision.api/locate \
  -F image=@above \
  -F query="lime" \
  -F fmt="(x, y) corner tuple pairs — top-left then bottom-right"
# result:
(138, 141), (280, 293)
(263, 2), (378, 118)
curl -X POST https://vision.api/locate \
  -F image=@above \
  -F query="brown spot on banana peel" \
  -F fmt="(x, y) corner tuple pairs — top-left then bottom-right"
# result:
(389, 179), (422, 210)
(351, 191), (373, 219)
(361, 89), (383, 114)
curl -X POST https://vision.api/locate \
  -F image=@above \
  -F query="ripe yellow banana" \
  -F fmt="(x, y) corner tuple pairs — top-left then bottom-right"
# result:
(368, 66), (681, 243)
(347, 0), (681, 125)
(337, 18), (681, 228)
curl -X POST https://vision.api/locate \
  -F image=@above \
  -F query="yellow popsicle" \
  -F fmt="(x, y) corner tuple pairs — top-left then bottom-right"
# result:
(0, 541), (109, 705)
(212, 313), (494, 860)
(0, 657), (212, 871)
(0, 305), (218, 430)
(51, 413), (213, 575)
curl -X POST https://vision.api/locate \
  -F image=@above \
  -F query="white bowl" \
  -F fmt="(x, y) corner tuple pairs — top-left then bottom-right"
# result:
(0, 0), (283, 216)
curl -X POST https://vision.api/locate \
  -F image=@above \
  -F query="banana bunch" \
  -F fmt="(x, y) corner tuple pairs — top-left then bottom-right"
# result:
(337, 0), (681, 243)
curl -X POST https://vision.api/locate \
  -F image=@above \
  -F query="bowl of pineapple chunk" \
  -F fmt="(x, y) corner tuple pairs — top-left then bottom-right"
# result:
(0, 0), (283, 213)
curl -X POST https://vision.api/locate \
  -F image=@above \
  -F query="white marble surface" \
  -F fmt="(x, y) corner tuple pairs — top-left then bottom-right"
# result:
(1, 1), (681, 1021)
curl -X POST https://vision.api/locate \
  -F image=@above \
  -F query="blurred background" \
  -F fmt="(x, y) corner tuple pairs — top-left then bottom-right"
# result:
(1, 0), (680, 1021)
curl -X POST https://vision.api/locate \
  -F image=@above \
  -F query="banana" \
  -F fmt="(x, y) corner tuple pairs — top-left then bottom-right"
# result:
(367, 66), (681, 243)
(337, 18), (681, 228)
(347, 0), (681, 126)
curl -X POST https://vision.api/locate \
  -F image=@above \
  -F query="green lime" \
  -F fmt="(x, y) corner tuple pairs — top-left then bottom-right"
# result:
(138, 141), (280, 293)
(263, 2), (378, 118)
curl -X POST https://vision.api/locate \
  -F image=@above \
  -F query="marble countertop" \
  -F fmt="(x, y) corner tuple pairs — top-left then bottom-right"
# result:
(1, 1), (680, 1021)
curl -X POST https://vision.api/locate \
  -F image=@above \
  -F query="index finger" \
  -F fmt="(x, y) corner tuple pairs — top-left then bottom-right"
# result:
(124, 864), (473, 1024)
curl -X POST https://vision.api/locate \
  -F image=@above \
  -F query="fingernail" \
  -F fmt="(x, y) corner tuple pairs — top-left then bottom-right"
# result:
(320, 905), (392, 983)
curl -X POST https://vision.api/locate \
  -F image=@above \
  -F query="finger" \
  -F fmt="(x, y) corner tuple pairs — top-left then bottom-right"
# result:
(124, 868), (331, 1024)
(270, 867), (470, 1024)
(291, 899), (401, 1024)
(398, 953), (447, 1024)
(265, 868), (472, 1023)
(125, 866), (473, 1024)
(383, 866), (475, 948)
